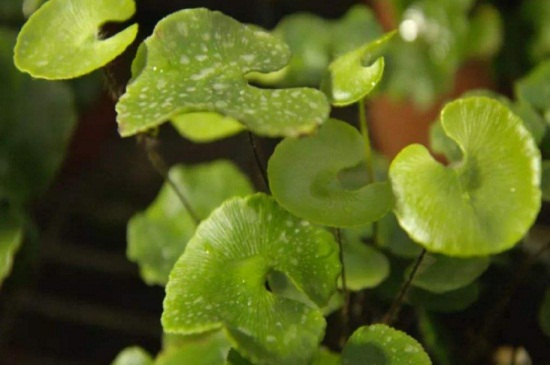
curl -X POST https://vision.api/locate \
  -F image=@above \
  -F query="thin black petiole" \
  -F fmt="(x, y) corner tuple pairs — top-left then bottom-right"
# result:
(139, 133), (201, 225)
(336, 228), (350, 346)
(382, 248), (427, 325)
(247, 131), (270, 192)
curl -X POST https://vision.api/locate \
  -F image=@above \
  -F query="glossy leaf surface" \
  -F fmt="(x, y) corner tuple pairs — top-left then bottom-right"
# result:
(128, 160), (253, 286)
(321, 32), (394, 106)
(540, 289), (550, 338)
(390, 97), (541, 256)
(409, 254), (490, 293)
(111, 347), (153, 365)
(269, 119), (393, 227)
(162, 194), (340, 365)
(171, 112), (244, 143)
(342, 324), (431, 365)
(0, 208), (23, 287)
(14, 0), (138, 79)
(1, 29), (76, 204)
(117, 9), (329, 138)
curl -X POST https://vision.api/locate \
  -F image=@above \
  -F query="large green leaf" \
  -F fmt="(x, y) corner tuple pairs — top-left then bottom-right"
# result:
(1, 28), (77, 205)
(321, 32), (394, 106)
(0, 207), (23, 287)
(342, 324), (432, 365)
(162, 194), (340, 365)
(127, 160), (253, 286)
(156, 331), (232, 365)
(540, 289), (550, 338)
(409, 253), (490, 293)
(111, 347), (153, 365)
(390, 97), (541, 256)
(268, 119), (393, 227)
(14, 0), (138, 79)
(377, 212), (423, 259)
(116, 8), (329, 138)
(171, 112), (244, 143)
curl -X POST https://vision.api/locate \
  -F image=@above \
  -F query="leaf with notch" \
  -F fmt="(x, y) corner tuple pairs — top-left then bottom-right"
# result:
(116, 8), (329, 138)
(390, 97), (541, 256)
(127, 160), (253, 286)
(162, 194), (340, 365)
(268, 119), (393, 227)
(14, 0), (138, 79)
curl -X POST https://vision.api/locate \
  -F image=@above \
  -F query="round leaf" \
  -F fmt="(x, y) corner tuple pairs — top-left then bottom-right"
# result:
(171, 112), (245, 143)
(111, 347), (153, 365)
(540, 289), (550, 338)
(127, 160), (253, 286)
(14, 0), (138, 79)
(116, 8), (329, 138)
(341, 235), (389, 291)
(342, 324), (431, 365)
(0, 207), (23, 287)
(321, 32), (394, 106)
(390, 97), (541, 256)
(409, 253), (490, 293)
(268, 119), (393, 227)
(162, 194), (341, 365)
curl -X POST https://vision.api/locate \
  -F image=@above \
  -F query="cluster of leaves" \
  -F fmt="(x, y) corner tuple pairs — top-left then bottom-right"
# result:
(7, 0), (550, 364)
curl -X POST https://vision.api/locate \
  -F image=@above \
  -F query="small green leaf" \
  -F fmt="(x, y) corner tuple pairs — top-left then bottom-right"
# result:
(342, 324), (432, 365)
(111, 347), (153, 365)
(14, 0), (138, 79)
(341, 235), (389, 291)
(0, 207), (24, 287)
(127, 160), (253, 286)
(116, 8), (329, 138)
(516, 60), (550, 116)
(321, 32), (394, 106)
(268, 119), (393, 227)
(540, 289), (550, 338)
(542, 160), (550, 201)
(171, 112), (245, 143)
(409, 253), (490, 293)
(409, 283), (479, 313)
(390, 97), (541, 256)
(156, 331), (232, 365)
(162, 194), (340, 365)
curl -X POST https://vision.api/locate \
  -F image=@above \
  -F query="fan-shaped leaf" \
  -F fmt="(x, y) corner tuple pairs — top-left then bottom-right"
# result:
(162, 194), (340, 365)
(127, 160), (253, 286)
(342, 324), (431, 365)
(1, 28), (76, 205)
(14, 0), (138, 79)
(321, 32), (394, 106)
(0, 207), (23, 287)
(171, 112), (244, 143)
(111, 347), (153, 365)
(390, 97), (541, 256)
(409, 283), (479, 313)
(116, 8), (329, 138)
(341, 233), (389, 291)
(268, 119), (393, 227)
(409, 253), (489, 293)
(540, 289), (550, 338)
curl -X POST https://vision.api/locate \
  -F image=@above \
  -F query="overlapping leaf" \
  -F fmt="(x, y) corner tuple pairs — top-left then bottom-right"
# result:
(342, 324), (431, 365)
(171, 112), (244, 143)
(156, 331), (232, 365)
(390, 97), (541, 256)
(116, 8), (329, 138)
(162, 194), (340, 365)
(14, 0), (138, 79)
(268, 119), (393, 227)
(127, 160), (253, 286)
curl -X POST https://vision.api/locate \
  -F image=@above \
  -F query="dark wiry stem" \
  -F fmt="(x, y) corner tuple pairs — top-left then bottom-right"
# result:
(382, 248), (427, 325)
(139, 133), (200, 225)
(336, 228), (350, 346)
(247, 131), (270, 192)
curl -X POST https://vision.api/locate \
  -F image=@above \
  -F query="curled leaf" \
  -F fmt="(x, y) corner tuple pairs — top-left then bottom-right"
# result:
(390, 97), (541, 256)
(342, 324), (432, 365)
(162, 194), (340, 365)
(14, 0), (138, 79)
(127, 160), (253, 286)
(116, 8), (329, 138)
(268, 119), (393, 227)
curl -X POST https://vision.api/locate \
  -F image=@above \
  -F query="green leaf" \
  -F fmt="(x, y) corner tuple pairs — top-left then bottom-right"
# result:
(14, 0), (138, 79)
(111, 347), (153, 365)
(321, 32), (394, 106)
(540, 289), (550, 338)
(171, 112), (245, 143)
(464, 4), (503, 59)
(417, 310), (453, 365)
(523, 0), (550, 62)
(311, 348), (340, 365)
(409, 283), (479, 313)
(0, 207), (24, 287)
(156, 331), (232, 365)
(515, 60), (550, 116)
(162, 194), (340, 365)
(268, 119), (393, 227)
(226, 348), (254, 365)
(390, 97), (541, 256)
(127, 160), (253, 286)
(341, 234), (389, 291)
(1, 28), (77, 204)
(377, 212), (423, 259)
(342, 324), (432, 365)
(542, 160), (550, 202)
(409, 253), (490, 293)
(116, 8), (329, 138)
